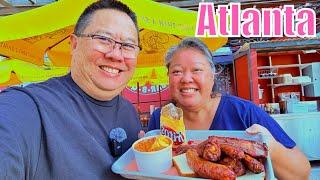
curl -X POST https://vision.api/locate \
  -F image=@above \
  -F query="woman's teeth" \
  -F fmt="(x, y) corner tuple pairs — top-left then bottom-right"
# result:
(181, 88), (196, 93)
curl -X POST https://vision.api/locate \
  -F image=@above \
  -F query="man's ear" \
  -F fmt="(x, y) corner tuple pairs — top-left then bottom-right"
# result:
(70, 34), (78, 52)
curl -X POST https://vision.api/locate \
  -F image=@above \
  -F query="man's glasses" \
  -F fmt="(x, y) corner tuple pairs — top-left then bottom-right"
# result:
(75, 33), (141, 59)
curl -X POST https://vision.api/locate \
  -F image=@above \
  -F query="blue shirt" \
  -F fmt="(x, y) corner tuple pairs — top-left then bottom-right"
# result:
(148, 94), (295, 148)
(0, 74), (141, 179)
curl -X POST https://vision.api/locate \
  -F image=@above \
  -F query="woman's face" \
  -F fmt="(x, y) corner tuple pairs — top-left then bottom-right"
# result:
(168, 48), (215, 110)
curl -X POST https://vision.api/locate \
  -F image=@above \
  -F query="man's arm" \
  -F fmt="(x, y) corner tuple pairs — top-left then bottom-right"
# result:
(0, 122), (24, 179)
(0, 89), (41, 179)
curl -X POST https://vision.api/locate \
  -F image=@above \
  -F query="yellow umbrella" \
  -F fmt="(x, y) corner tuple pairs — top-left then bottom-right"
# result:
(45, 28), (225, 68)
(0, 73), (22, 87)
(0, 0), (227, 67)
(0, 59), (169, 87)
(0, 59), (168, 87)
(128, 66), (168, 87)
(0, 0), (224, 41)
(0, 59), (69, 86)
(0, 0), (227, 86)
(0, 26), (74, 66)
(0, 59), (166, 87)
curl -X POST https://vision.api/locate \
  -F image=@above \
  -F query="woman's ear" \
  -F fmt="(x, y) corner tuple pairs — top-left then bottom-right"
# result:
(211, 72), (215, 81)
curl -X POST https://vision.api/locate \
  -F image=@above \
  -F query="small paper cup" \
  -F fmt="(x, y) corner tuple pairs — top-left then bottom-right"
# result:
(132, 135), (173, 173)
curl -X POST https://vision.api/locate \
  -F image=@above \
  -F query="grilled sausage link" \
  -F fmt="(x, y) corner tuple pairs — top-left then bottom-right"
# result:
(243, 154), (265, 173)
(175, 140), (207, 155)
(220, 144), (245, 159)
(219, 157), (246, 176)
(203, 142), (221, 162)
(186, 149), (236, 180)
(208, 136), (268, 158)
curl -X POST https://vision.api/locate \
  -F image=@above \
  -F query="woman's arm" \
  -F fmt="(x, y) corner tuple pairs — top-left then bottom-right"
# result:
(246, 124), (311, 179)
(271, 141), (310, 180)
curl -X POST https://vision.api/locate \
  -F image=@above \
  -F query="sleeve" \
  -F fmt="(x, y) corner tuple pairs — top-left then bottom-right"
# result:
(0, 119), (24, 179)
(0, 89), (41, 179)
(246, 103), (296, 148)
(147, 109), (161, 131)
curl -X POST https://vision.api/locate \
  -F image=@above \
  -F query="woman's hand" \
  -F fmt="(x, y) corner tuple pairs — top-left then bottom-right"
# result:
(246, 124), (311, 179)
(245, 124), (277, 152)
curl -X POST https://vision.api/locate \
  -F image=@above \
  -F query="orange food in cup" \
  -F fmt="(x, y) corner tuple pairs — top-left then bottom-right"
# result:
(134, 135), (171, 152)
(132, 135), (173, 173)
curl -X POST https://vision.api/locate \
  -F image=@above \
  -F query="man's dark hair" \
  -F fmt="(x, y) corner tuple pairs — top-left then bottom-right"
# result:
(74, 0), (139, 41)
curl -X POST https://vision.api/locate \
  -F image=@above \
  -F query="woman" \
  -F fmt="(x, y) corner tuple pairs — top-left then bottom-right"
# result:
(148, 37), (310, 179)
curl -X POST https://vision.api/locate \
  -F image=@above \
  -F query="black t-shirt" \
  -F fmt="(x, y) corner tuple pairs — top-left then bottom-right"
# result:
(0, 74), (141, 179)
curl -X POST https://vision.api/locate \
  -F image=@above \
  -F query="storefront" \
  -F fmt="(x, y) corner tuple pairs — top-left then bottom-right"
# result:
(234, 38), (320, 161)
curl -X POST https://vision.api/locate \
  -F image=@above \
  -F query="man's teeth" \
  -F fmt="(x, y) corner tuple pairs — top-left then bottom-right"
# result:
(181, 88), (196, 93)
(102, 66), (119, 74)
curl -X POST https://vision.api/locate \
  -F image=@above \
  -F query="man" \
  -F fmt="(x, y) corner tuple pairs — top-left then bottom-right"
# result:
(0, 0), (142, 179)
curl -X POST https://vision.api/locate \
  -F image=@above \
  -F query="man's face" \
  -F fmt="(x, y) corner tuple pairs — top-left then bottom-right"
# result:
(70, 9), (139, 100)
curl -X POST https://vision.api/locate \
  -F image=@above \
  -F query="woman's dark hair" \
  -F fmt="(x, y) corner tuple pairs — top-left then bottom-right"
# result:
(165, 37), (215, 73)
